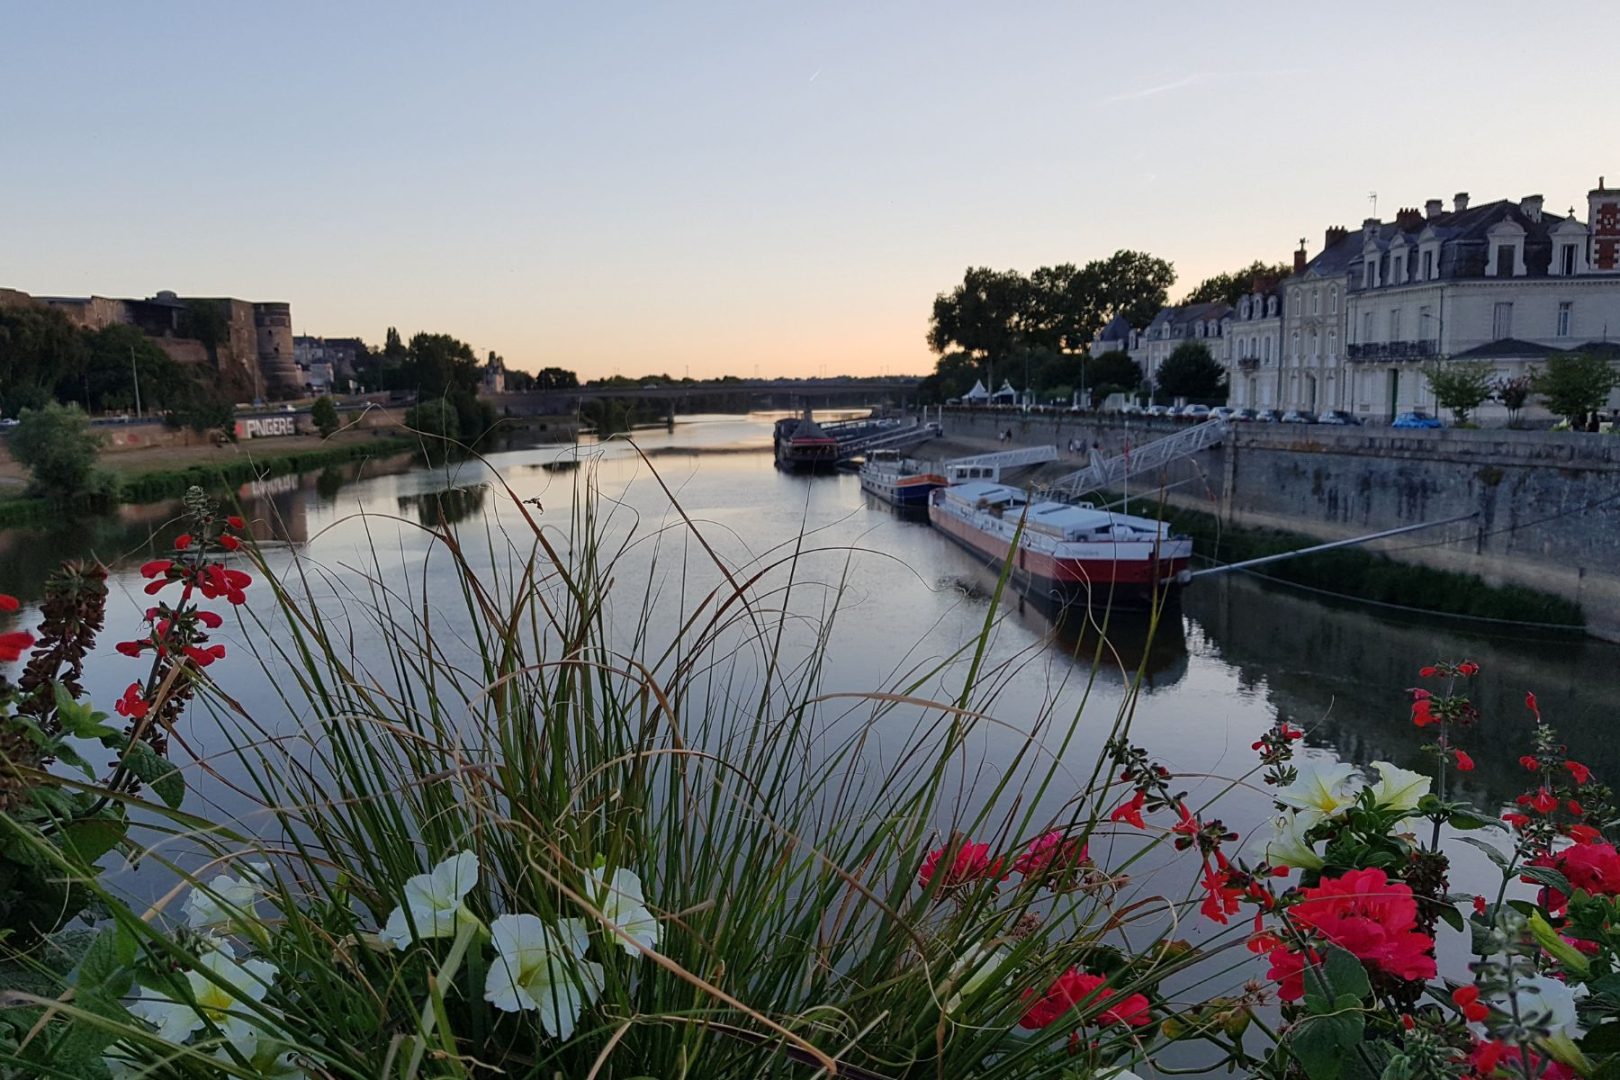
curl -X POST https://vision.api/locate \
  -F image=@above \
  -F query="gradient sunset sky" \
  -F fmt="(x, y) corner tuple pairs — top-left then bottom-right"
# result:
(6, 2), (1614, 380)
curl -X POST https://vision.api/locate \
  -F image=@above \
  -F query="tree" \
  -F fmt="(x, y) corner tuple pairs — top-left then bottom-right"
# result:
(311, 395), (340, 437)
(76, 325), (180, 413)
(537, 366), (579, 390)
(403, 399), (461, 463)
(926, 267), (1037, 369)
(1494, 374), (1534, 427)
(1534, 351), (1620, 428)
(0, 303), (85, 416)
(383, 327), (408, 364)
(9, 403), (105, 503)
(1081, 351), (1143, 403)
(1155, 343), (1226, 401)
(1180, 260), (1293, 306)
(1422, 360), (1494, 423)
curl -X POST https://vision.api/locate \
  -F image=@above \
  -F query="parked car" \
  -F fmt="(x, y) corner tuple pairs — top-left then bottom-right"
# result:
(1181, 404), (1212, 420)
(1231, 408), (1259, 422)
(1319, 409), (1362, 426)
(1145, 404), (1172, 418)
(1392, 410), (1443, 429)
(0, 418), (18, 429)
(1208, 406), (1235, 422)
(1280, 410), (1318, 424)
(1254, 409), (1282, 423)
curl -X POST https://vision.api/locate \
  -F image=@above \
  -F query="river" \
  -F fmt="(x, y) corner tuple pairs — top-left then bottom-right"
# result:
(3, 411), (1616, 996)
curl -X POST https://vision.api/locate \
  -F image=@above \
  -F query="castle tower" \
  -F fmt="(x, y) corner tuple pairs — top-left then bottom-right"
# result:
(1591, 176), (1620, 272)
(252, 302), (301, 397)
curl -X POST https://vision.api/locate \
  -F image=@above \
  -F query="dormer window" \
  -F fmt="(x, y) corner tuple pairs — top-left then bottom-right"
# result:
(1495, 245), (1514, 276)
(1421, 250), (1434, 280)
(1558, 244), (1578, 275)
(1485, 221), (1527, 277)
(1391, 253), (1406, 283)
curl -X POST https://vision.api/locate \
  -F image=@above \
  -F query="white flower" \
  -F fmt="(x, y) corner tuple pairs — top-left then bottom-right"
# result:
(1253, 810), (1325, 870)
(1367, 761), (1431, 814)
(1275, 758), (1359, 819)
(483, 914), (604, 1040)
(1100, 1070), (1146, 1080)
(583, 866), (660, 956)
(943, 943), (1013, 1012)
(128, 948), (277, 1058)
(1487, 975), (1584, 1040)
(183, 872), (261, 931)
(379, 850), (479, 950)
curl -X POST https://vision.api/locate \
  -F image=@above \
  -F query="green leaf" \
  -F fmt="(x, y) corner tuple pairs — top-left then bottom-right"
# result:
(52, 742), (96, 780)
(53, 684), (118, 741)
(1446, 809), (1503, 831)
(1322, 946), (1372, 1001)
(59, 817), (125, 866)
(72, 923), (136, 1000)
(1520, 864), (1573, 898)
(122, 743), (185, 808)
(1291, 1011), (1365, 1080)
(1453, 835), (1510, 869)
(1581, 1022), (1620, 1054)
(1436, 903), (1466, 933)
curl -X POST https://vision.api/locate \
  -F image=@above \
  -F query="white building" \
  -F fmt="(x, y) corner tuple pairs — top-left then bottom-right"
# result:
(1278, 230), (1354, 413)
(1338, 182), (1620, 420)
(1222, 282), (1284, 409)
(1128, 301), (1231, 395)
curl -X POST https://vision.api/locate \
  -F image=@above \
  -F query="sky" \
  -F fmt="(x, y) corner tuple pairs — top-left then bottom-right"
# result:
(5, 2), (1616, 380)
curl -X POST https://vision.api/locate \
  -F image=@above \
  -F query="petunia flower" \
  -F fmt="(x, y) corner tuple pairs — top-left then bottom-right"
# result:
(582, 866), (660, 956)
(1367, 761), (1430, 814)
(483, 914), (604, 1039)
(128, 947), (278, 1059)
(1253, 811), (1325, 870)
(379, 850), (479, 949)
(1275, 759), (1358, 819)
(183, 870), (265, 931)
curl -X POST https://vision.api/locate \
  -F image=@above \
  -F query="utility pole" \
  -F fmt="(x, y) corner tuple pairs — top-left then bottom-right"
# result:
(130, 345), (143, 419)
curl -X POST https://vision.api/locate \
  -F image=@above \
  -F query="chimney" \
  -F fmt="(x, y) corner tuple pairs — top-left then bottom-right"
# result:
(1362, 216), (1381, 241)
(1325, 225), (1349, 250)
(1520, 194), (1544, 222)
(1453, 191), (1470, 213)
(1293, 241), (1307, 274)
(1425, 198), (1444, 220)
(1396, 206), (1423, 230)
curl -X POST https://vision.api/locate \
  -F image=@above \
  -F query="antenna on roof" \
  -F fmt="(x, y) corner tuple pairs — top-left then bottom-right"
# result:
(1367, 191), (1378, 217)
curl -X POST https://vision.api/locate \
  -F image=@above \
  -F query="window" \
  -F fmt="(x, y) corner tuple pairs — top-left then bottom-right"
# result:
(1292, 293), (1301, 316)
(1558, 301), (1572, 337)
(1291, 331), (1300, 360)
(1362, 311), (1374, 343)
(1328, 329), (1337, 359)
(1263, 337), (1271, 362)
(1419, 305), (1433, 341)
(1330, 286), (1338, 313)
(1392, 254), (1405, 283)
(1495, 245), (1516, 276)
(1312, 290), (1320, 315)
(1560, 244), (1577, 275)
(1389, 309), (1402, 342)
(1422, 250), (1434, 280)
(1492, 302), (1514, 341)
(1363, 263), (1374, 289)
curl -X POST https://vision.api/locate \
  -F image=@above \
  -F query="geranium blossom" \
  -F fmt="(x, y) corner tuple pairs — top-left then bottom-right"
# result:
(1014, 831), (1088, 883)
(918, 840), (1002, 890)
(483, 914), (604, 1039)
(128, 947), (278, 1058)
(582, 865), (660, 956)
(1275, 759), (1358, 819)
(1529, 841), (1620, 911)
(379, 850), (479, 949)
(1367, 761), (1430, 814)
(1019, 968), (1151, 1030)
(1265, 945), (1321, 1002)
(1285, 868), (1436, 983)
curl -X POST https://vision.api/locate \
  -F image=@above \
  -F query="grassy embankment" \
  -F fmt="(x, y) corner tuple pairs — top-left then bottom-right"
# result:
(0, 434), (417, 528)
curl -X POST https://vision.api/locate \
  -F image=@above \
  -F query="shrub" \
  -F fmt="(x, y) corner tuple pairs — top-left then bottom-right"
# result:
(310, 395), (339, 438)
(7, 402), (109, 507)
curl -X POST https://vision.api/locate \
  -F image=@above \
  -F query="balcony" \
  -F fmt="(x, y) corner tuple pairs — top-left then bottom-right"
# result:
(1236, 357), (1260, 372)
(1346, 340), (1438, 363)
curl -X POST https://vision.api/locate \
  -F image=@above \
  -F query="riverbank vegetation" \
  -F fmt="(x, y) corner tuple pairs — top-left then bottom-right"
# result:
(2, 475), (1618, 1077)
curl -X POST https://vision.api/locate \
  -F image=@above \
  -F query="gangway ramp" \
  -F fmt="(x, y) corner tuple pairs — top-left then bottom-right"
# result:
(1044, 419), (1229, 500)
(839, 422), (940, 460)
(943, 445), (1059, 483)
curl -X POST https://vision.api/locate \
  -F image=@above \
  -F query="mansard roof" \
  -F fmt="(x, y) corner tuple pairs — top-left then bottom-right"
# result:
(1098, 312), (1134, 341)
(1451, 338), (1560, 360)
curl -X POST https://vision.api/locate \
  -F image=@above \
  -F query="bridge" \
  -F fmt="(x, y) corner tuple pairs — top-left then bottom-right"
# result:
(488, 377), (923, 417)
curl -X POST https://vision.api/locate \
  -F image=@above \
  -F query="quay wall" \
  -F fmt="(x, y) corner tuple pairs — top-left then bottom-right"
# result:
(938, 411), (1620, 640)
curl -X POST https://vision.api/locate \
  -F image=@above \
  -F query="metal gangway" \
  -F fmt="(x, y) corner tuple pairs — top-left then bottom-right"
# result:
(942, 444), (1060, 483)
(838, 421), (941, 461)
(1044, 418), (1229, 499)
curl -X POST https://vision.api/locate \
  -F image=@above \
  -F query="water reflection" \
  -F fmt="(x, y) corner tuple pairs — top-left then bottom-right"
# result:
(396, 484), (489, 528)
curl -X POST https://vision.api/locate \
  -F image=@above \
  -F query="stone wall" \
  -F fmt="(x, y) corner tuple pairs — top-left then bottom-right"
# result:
(938, 410), (1620, 639)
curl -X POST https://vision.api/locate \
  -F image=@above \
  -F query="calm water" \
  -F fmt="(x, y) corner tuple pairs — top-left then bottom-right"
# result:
(4, 412), (1616, 998)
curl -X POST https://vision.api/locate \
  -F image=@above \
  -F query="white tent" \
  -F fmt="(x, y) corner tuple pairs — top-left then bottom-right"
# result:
(990, 380), (1018, 404)
(960, 379), (989, 402)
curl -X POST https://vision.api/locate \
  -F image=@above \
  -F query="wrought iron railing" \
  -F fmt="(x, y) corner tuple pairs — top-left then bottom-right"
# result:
(1346, 341), (1437, 362)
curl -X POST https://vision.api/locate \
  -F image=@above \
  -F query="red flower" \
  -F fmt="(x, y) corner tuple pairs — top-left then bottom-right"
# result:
(1410, 687), (1432, 700)
(114, 682), (149, 719)
(1503, 813), (1530, 829)
(197, 610), (224, 629)
(198, 565), (252, 605)
(1530, 842), (1620, 911)
(1201, 866), (1242, 925)
(1265, 944), (1321, 1003)
(1471, 1040), (1576, 1080)
(1410, 698), (1436, 727)
(219, 534), (241, 551)
(0, 631), (34, 663)
(226, 515), (245, 530)
(1451, 984), (1489, 1023)
(1519, 755), (1540, 771)
(174, 533), (193, 551)
(1454, 749), (1474, 772)
(0, 594), (18, 612)
(1569, 800), (1585, 816)
(918, 840), (1002, 890)
(1569, 824), (1602, 844)
(184, 643), (227, 668)
(1531, 788), (1558, 815)
(1526, 691), (1540, 718)
(1457, 661), (1479, 676)
(1019, 969), (1150, 1030)
(1472, 895), (1487, 916)
(1108, 790), (1146, 829)
(139, 559), (173, 579)
(1286, 868), (1437, 983)
(115, 640), (146, 658)
(1565, 761), (1592, 785)
(1013, 831), (1088, 882)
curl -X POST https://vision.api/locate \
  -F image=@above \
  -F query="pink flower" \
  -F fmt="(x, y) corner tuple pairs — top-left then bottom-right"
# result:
(918, 839), (1002, 891)
(1529, 842), (1620, 911)
(1013, 831), (1088, 883)
(1457, 661), (1479, 676)
(1019, 969), (1150, 1030)
(1286, 868), (1436, 983)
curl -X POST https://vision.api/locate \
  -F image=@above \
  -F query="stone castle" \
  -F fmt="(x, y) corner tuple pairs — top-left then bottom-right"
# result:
(0, 287), (301, 401)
